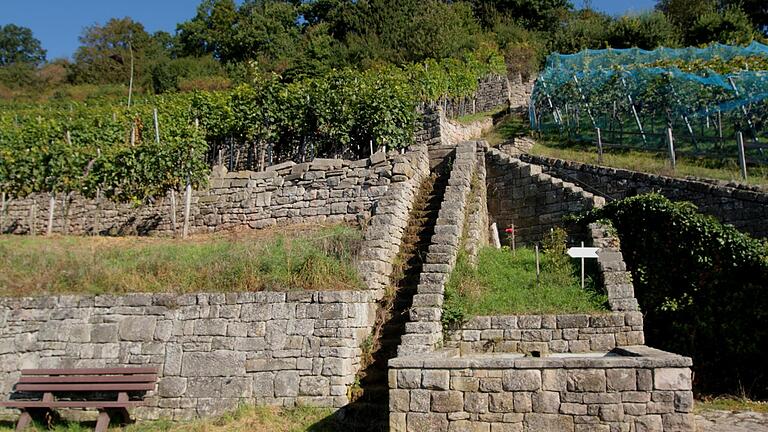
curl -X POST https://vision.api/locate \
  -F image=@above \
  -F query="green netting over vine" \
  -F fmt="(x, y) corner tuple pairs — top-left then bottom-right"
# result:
(530, 42), (768, 163)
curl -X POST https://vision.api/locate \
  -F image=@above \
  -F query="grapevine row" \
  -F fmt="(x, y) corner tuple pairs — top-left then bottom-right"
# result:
(0, 49), (505, 206)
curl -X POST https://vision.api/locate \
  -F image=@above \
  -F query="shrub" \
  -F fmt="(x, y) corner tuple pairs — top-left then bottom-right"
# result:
(577, 193), (768, 397)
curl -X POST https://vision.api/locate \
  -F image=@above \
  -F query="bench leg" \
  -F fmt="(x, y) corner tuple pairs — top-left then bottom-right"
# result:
(94, 411), (111, 432)
(14, 411), (32, 432)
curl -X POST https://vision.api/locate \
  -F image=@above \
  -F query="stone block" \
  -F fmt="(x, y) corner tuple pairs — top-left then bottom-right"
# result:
(566, 369), (606, 392)
(431, 391), (464, 413)
(489, 393), (515, 412)
(502, 370), (541, 391)
(390, 389), (410, 412)
(607, 368), (636, 391)
(181, 351), (245, 377)
(423, 370), (450, 390)
(411, 389), (431, 412)
(654, 368), (692, 391)
(299, 376), (329, 396)
(513, 393), (532, 413)
(531, 391), (560, 414)
(398, 369), (423, 389)
(275, 371), (299, 397)
(674, 391), (694, 413)
(661, 413), (695, 432)
(523, 413), (574, 432)
(465, 393), (489, 413)
(252, 372), (274, 397)
(157, 377), (187, 398)
(634, 415), (663, 432)
(91, 324), (118, 343)
(407, 412), (448, 432)
(119, 317), (157, 342)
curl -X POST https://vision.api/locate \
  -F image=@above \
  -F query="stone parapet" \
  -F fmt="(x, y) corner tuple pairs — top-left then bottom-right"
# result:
(389, 346), (695, 432)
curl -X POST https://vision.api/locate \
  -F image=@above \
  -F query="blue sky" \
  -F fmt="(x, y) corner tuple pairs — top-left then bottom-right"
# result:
(3, 0), (658, 61)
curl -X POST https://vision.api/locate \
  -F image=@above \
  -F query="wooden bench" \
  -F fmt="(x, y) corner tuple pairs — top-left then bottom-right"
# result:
(0, 367), (158, 432)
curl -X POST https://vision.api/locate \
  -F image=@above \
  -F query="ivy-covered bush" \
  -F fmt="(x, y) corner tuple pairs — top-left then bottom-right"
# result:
(577, 193), (768, 397)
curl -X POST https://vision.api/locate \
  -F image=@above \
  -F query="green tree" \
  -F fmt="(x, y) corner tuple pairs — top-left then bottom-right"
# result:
(70, 17), (152, 85)
(471, 0), (572, 31)
(721, 0), (767, 36)
(0, 24), (46, 66)
(656, 0), (717, 32)
(550, 9), (611, 53)
(607, 11), (680, 49)
(688, 5), (757, 45)
(177, 0), (240, 59)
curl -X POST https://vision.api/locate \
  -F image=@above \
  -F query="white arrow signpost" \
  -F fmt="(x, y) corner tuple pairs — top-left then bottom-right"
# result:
(567, 242), (600, 288)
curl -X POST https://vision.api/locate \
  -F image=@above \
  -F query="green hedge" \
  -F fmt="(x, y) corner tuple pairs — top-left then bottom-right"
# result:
(577, 193), (768, 397)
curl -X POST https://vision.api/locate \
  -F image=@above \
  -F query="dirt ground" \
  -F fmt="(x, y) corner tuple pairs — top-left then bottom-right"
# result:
(696, 410), (768, 431)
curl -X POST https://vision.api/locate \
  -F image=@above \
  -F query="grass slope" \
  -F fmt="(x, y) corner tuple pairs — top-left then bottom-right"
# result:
(0, 224), (363, 297)
(444, 246), (607, 321)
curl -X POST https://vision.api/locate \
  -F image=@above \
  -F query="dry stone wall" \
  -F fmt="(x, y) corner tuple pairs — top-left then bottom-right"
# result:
(445, 312), (645, 356)
(441, 75), (511, 119)
(518, 153), (768, 238)
(463, 143), (490, 263)
(0, 149), (423, 240)
(486, 149), (606, 246)
(0, 292), (378, 420)
(389, 346), (695, 432)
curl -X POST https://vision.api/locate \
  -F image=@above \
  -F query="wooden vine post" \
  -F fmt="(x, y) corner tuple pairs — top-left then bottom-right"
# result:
(182, 119), (198, 239)
(0, 191), (6, 233)
(155, 108), (177, 234)
(46, 194), (55, 236)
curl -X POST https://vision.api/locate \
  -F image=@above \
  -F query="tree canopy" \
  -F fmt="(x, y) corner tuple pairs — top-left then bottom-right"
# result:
(0, 24), (46, 66)
(1, 0), (767, 102)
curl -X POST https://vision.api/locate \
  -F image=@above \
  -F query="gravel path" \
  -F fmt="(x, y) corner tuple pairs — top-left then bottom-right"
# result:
(696, 410), (768, 431)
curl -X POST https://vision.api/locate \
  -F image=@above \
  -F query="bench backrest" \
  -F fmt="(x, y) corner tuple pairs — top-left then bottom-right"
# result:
(16, 368), (158, 393)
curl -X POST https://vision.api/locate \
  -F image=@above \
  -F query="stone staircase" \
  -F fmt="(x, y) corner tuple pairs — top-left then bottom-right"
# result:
(336, 168), (450, 431)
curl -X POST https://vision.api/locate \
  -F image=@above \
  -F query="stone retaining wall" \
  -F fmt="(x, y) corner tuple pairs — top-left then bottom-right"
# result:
(463, 143), (490, 263)
(357, 144), (431, 291)
(0, 148), (422, 241)
(445, 312), (645, 356)
(442, 75), (511, 119)
(389, 346), (695, 432)
(518, 153), (768, 238)
(486, 149), (606, 246)
(0, 292), (379, 420)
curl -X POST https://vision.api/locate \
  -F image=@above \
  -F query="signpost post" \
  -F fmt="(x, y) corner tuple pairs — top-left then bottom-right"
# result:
(567, 242), (600, 288)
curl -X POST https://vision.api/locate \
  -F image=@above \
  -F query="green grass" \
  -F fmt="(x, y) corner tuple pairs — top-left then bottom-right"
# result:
(0, 224), (364, 297)
(455, 106), (508, 125)
(531, 141), (768, 187)
(483, 114), (768, 186)
(444, 246), (607, 323)
(0, 405), (336, 432)
(696, 397), (768, 413)
(482, 114), (529, 146)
